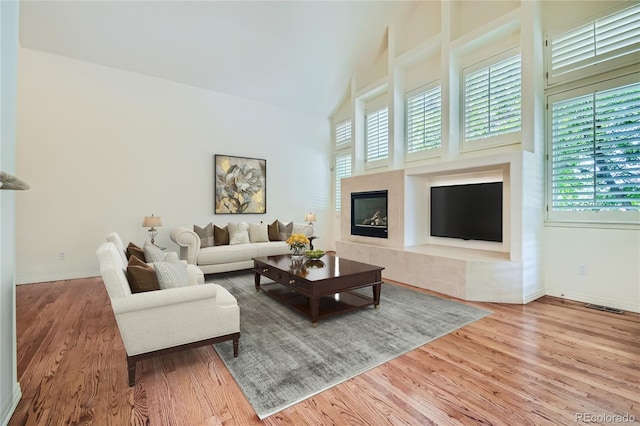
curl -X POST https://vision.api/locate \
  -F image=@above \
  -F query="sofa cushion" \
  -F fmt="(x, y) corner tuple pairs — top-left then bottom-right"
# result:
(228, 222), (250, 245)
(198, 244), (259, 265)
(126, 256), (160, 293)
(154, 253), (191, 289)
(268, 220), (280, 241)
(127, 242), (146, 262)
(144, 241), (165, 262)
(194, 223), (214, 248)
(278, 220), (293, 241)
(255, 241), (289, 257)
(214, 224), (230, 246)
(249, 222), (269, 243)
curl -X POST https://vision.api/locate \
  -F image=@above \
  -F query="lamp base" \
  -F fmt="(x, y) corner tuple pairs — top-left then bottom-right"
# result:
(148, 228), (158, 245)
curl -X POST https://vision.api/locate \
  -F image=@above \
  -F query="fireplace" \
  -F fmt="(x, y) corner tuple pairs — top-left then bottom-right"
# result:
(351, 190), (388, 238)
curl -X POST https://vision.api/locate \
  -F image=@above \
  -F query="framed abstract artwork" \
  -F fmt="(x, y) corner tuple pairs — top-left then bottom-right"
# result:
(214, 155), (266, 214)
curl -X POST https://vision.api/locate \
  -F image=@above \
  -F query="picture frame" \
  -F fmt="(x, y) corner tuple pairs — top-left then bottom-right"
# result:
(214, 154), (266, 214)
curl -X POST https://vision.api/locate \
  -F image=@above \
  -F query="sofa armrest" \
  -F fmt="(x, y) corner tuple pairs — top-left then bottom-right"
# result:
(170, 226), (200, 264)
(292, 223), (314, 237)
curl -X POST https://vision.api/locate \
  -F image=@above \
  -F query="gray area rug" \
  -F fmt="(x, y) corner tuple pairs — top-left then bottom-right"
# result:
(209, 271), (491, 420)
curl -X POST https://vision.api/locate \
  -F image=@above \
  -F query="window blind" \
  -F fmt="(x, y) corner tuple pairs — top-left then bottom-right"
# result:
(335, 153), (352, 211)
(551, 81), (640, 211)
(464, 54), (521, 142)
(550, 4), (640, 77)
(365, 106), (389, 161)
(335, 119), (352, 147)
(407, 86), (442, 154)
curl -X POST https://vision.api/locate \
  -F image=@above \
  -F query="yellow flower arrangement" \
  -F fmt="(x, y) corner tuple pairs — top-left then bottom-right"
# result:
(286, 233), (310, 252)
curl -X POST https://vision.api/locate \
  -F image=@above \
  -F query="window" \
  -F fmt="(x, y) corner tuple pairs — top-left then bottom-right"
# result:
(335, 153), (352, 211)
(335, 119), (352, 148)
(547, 3), (640, 84)
(406, 85), (441, 155)
(549, 77), (640, 222)
(464, 54), (521, 145)
(365, 106), (389, 162)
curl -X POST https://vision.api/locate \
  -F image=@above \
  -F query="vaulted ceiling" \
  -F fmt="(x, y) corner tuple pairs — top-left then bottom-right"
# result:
(19, 1), (417, 117)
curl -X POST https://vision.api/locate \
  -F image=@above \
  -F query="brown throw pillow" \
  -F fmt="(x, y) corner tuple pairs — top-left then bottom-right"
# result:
(126, 256), (160, 293)
(268, 219), (280, 241)
(194, 223), (214, 248)
(213, 224), (229, 246)
(126, 242), (146, 262)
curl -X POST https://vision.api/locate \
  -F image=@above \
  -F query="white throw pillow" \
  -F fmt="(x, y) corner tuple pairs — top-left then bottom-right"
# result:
(228, 222), (250, 245)
(154, 253), (190, 289)
(249, 222), (269, 243)
(144, 241), (165, 263)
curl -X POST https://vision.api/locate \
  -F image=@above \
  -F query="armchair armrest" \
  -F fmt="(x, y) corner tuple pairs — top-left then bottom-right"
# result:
(111, 284), (240, 356)
(111, 284), (220, 314)
(170, 226), (200, 264)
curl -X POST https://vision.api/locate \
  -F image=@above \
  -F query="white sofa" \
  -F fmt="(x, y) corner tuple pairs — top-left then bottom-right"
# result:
(170, 222), (313, 274)
(96, 241), (240, 386)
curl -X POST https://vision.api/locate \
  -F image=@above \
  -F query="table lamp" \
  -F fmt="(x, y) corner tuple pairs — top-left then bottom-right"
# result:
(305, 212), (316, 226)
(142, 214), (162, 245)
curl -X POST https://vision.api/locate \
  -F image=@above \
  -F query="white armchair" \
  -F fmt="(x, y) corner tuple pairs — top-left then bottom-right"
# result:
(96, 242), (240, 386)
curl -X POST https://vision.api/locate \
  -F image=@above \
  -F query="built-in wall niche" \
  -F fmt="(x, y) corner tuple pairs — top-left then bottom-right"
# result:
(423, 169), (510, 252)
(430, 181), (503, 242)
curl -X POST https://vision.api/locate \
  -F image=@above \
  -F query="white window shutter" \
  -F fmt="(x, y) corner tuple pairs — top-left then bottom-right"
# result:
(551, 81), (640, 212)
(365, 107), (389, 162)
(335, 153), (352, 211)
(464, 55), (521, 142)
(407, 86), (442, 154)
(335, 119), (352, 147)
(549, 4), (640, 78)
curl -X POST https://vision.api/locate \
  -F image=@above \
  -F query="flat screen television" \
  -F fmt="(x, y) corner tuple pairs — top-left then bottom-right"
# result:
(430, 182), (503, 242)
(351, 190), (388, 238)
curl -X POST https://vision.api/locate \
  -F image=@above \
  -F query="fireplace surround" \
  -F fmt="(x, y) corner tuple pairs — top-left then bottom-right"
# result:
(337, 152), (545, 304)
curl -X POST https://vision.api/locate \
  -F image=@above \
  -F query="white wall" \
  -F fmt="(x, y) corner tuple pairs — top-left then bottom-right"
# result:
(545, 227), (640, 313)
(16, 48), (331, 284)
(0, 2), (23, 424)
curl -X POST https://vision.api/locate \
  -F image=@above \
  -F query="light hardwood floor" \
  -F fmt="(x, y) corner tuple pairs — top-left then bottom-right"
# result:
(9, 276), (640, 425)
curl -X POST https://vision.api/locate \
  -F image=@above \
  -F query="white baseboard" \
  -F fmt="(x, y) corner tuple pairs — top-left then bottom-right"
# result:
(524, 288), (546, 304)
(545, 288), (640, 313)
(16, 270), (99, 285)
(1, 382), (22, 426)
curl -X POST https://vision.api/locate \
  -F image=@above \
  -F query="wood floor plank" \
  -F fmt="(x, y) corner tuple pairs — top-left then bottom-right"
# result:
(9, 276), (640, 425)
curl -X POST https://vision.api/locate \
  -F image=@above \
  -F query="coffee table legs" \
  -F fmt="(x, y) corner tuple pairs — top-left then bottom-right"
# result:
(254, 272), (261, 291)
(373, 283), (381, 308)
(307, 284), (381, 327)
(309, 298), (320, 328)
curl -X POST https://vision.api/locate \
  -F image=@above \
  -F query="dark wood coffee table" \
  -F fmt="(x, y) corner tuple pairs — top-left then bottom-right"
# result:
(253, 254), (384, 327)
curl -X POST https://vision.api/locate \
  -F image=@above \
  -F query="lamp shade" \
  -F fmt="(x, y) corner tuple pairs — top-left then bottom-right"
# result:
(142, 215), (162, 228)
(305, 212), (316, 223)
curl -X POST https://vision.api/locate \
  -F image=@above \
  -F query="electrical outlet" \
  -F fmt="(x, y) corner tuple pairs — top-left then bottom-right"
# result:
(578, 265), (587, 276)
(58, 252), (66, 261)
